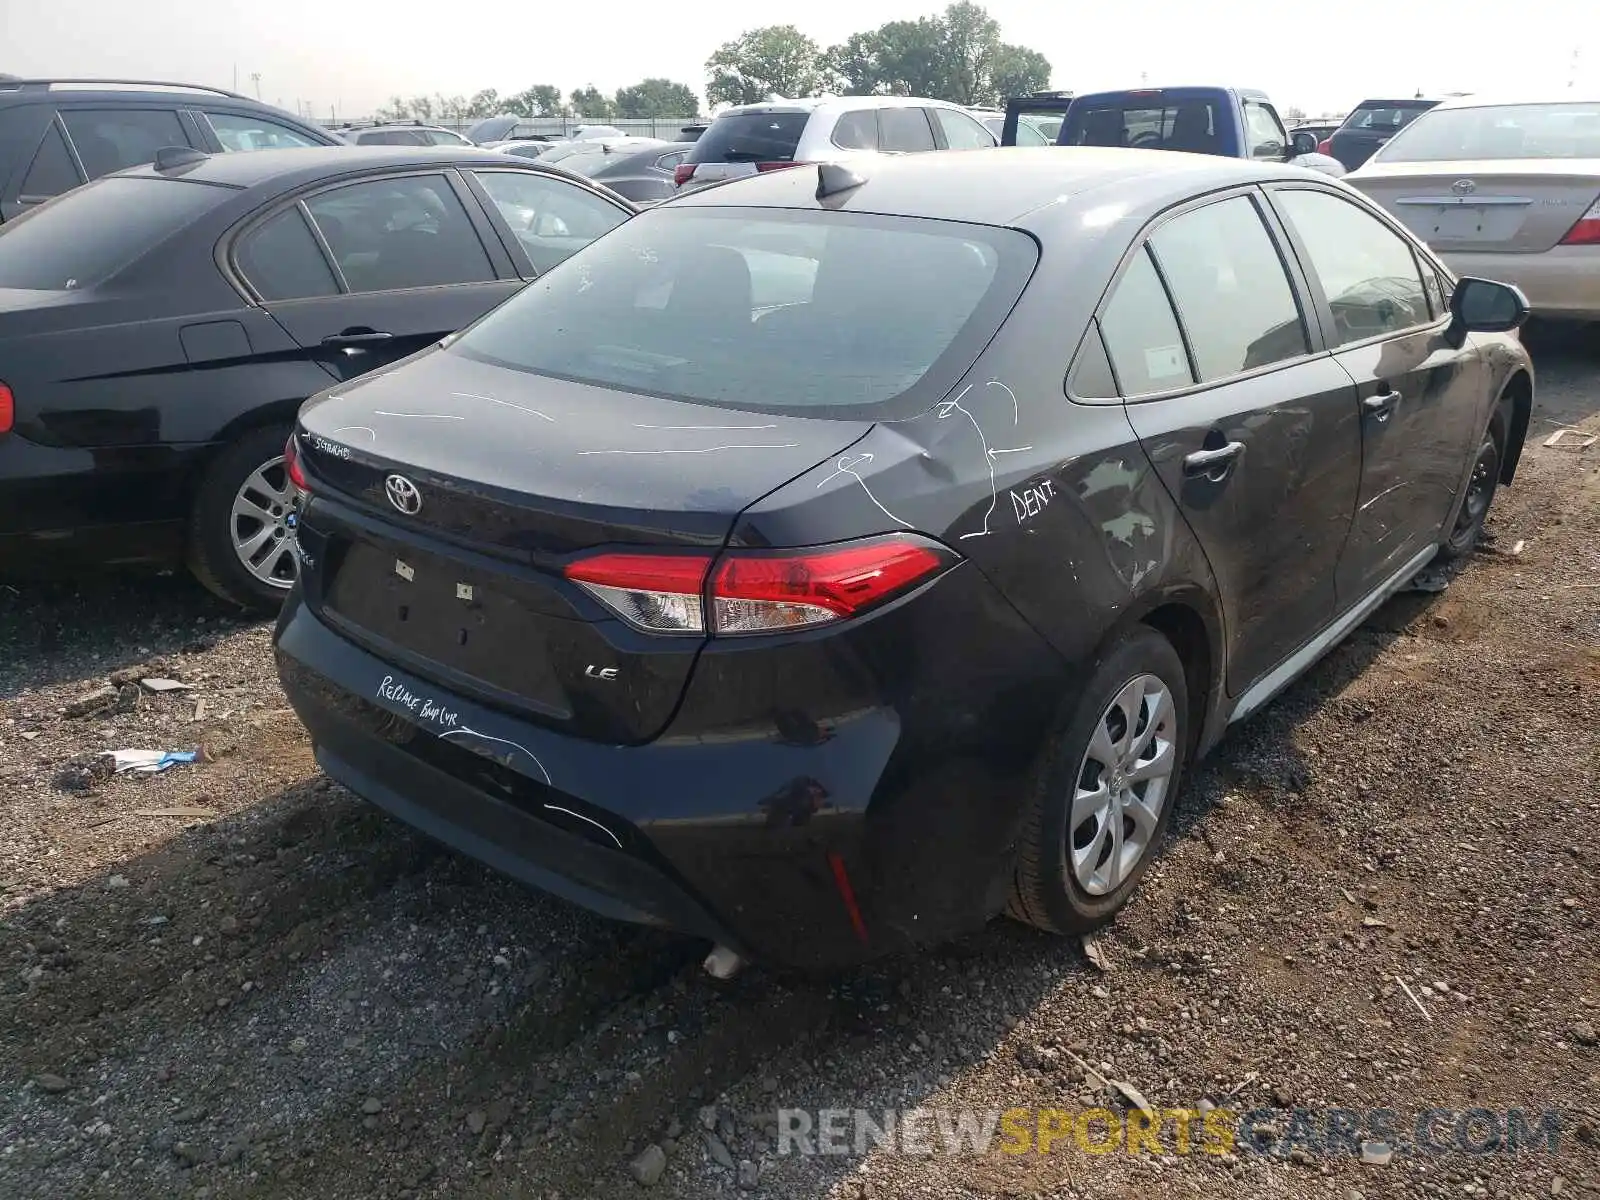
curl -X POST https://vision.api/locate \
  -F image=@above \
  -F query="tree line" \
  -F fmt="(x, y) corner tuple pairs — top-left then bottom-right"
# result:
(370, 2), (1051, 125)
(707, 3), (1051, 108)
(374, 78), (700, 124)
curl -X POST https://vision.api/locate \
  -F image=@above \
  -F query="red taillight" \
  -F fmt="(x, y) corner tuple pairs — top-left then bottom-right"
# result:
(284, 434), (309, 492)
(564, 534), (956, 636)
(1559, 199), (1600, 245)
(754, 161), (803, 173)
(1317, 138), (1332, 155)
(672, 163), (697, 187)
(0, 382), (12, 436)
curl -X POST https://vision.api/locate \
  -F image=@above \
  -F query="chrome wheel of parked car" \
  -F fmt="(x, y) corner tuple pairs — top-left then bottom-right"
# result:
(1068, 674), (1178, 896)
(231, 455), (299, 590)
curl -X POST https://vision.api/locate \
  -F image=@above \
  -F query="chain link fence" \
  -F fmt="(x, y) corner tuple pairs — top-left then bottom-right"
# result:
(341, 117), (704, 140)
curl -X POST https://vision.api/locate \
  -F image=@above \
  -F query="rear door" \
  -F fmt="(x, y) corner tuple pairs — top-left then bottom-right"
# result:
(1109, 190), (1363, 693)
(1267, 184), (1484, 599)
(232, 169), (523, 383)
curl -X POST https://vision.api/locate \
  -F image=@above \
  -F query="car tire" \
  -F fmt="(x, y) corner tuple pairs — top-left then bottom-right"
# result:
(1007, 626), (1190, 935)
(186, 424), (300, 611)
(1437, 404), (1508, 562)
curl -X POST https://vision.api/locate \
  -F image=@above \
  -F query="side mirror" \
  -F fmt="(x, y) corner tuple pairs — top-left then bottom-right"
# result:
(1450, 277), (1530, 333)
(1289, 131), (1319, 157)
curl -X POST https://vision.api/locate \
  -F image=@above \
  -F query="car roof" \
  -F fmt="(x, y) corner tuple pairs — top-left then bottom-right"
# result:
(1072, 86), (1268, 104)
(1429, 93), (1600, 111)
(668, 146), (1326, 226)
(1350, 97), (1441, 108)
(112, 145), (519, 189)
(712, 95), (972, 119)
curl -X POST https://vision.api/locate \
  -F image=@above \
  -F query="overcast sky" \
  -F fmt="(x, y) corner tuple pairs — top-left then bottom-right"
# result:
(2, 0), (1593, 121)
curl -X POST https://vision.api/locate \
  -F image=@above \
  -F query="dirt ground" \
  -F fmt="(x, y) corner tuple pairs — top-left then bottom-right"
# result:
(2, 326), (1598, 1200)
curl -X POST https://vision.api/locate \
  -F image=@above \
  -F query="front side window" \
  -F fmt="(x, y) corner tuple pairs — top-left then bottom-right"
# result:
(1150, 195), (1307, 381)
(471, 170), (627, 274)
(1244, 102), (1286, 159)
(1274, 189), (1431, 345)
(235, 207), (339, 301)
(451, 207), (1037, 420)
(205, 111), (323, 152)
(61, 109), (189, 179)
(878, 107), (936, 153)
(934, 108), (996, 150)
(303, 174), (494, 293)
(1099, 247), (1194, 395)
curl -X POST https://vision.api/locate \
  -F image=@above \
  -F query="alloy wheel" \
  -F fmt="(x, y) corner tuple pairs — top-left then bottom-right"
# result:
(1065, 673), (1178, 896)
(230, 454), (298, 590)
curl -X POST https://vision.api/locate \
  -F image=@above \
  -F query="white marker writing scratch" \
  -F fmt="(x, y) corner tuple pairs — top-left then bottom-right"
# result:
(373, 411), (464, 420)
(1011, 479), (1056, 526)
(631, 423), (779, 431)
(817, 452), (911, 529)
(331, 426), (377, 442)
(440, 727), (551, 787)
(938, 386), (999, 540)
(577, 443), (799, 456)
(987, 380), (1020, 426)
(452, 392), (555, 422)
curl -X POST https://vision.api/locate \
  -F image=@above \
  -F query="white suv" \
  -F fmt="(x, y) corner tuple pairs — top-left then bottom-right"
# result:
(673, 96), (997, 192)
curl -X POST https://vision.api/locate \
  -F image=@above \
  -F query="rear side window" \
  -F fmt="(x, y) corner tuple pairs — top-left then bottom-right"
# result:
(0, 177), (221, 290)
(235, 207), (339, 301)
(61, 109), (189, 179)
(20, 125), (84, 200)
(933, 108), (996, 150)
(1100, 248), (1193, 394)
(879, 108), (936, 153)
(689, 113), (809, 164)
(832, 110), (878, 151)
(1064, 99), (1226, 155)
(1274, 189), (1431, 344)
(304, 174), (495, 293)
(451, 207), (1038, 420)
(356, 129), (428, 146)
(1149, 195), (1307, 381)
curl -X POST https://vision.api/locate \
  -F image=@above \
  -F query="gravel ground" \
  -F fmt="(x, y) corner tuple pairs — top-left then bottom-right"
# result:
(2, 326), (1598, 1200)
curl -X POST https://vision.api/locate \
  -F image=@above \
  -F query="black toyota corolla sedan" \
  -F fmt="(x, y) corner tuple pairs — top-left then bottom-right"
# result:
(275, 149), (1534, 970)
(0, 146), (634, 607)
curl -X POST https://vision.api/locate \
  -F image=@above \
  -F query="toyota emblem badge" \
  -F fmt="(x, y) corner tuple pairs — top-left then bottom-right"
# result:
(1451, 179), (1476, 196)
(384, 474), (423, 515)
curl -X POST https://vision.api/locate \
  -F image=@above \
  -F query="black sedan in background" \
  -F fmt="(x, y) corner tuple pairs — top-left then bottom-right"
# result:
(545, 140), (691, 205)
(0, 146), (633, 606)
(1325, 97), (1441, 170)
(276, 149), (1533, 970)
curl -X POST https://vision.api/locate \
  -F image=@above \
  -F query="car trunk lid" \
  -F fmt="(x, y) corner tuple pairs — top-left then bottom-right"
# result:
(1352, 159), (1600, 253)
(293, 348), (871, 745)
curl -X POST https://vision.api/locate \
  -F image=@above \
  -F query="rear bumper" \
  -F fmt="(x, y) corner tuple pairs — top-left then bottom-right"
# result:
(275, 589), (1049, 968)
(0, 432), (196, 570)
(1440, 246), (1600, 320)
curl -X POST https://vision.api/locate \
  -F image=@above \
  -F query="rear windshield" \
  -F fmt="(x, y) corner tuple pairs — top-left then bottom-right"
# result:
(1060, 98), (1227, 154)
(451, 206), (1037, 420)
(1342, 104), (1433, 133)
(688, 113), (810, 164)
(0, 177), (222, 290)
(1377, 102), (1600, 162)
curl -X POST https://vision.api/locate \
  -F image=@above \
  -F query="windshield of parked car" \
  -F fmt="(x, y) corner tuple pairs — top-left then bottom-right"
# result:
(0, 177), (223, 290)
(1377, 102), (1600, 161)
(451, 207), (1038, 420)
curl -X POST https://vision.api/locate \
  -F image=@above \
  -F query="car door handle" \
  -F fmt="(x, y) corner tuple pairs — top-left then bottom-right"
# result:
(1182, 441), (1245, 478)
(1363, 390), (1402, 419)
(322, 329), (394, 348)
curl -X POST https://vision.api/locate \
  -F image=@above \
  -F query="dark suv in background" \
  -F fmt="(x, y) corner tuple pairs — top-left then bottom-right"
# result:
(0, 78), (342, 221)
(1324, 97), (1441, 171)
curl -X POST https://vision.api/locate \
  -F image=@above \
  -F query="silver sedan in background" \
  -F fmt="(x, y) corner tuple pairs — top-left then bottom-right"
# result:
(1347, 94), (1600, 321)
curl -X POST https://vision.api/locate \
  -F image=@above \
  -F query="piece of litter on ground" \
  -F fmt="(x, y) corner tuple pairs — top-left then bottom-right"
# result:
(140, 678), (192, 693)
(20, 731), (39, 741)
(1543, 428), (1599, 449)
(1511, 539), (1526, 555)
(1081, 935), (1112, 973)
(1544, 429), (1568, 447)
(191, 698), (208, 722)
(1360, 1140), (1394, 1165)
(134, 807), (217, 819)
(1396, 975), (1434, 1023)
(1362, 916), (1388, 928)
(106, 749), (199, 775)
(1108, 1077), (1155, 1118)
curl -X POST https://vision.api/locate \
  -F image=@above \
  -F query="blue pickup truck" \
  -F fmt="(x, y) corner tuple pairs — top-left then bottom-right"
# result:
(1001, 86), (1345, 176)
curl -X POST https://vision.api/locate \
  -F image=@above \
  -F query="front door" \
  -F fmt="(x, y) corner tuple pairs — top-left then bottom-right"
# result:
(232, 171), (523, 383)
(1104, 191), (1363, 694)
(1268, 185), (1485, 601)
